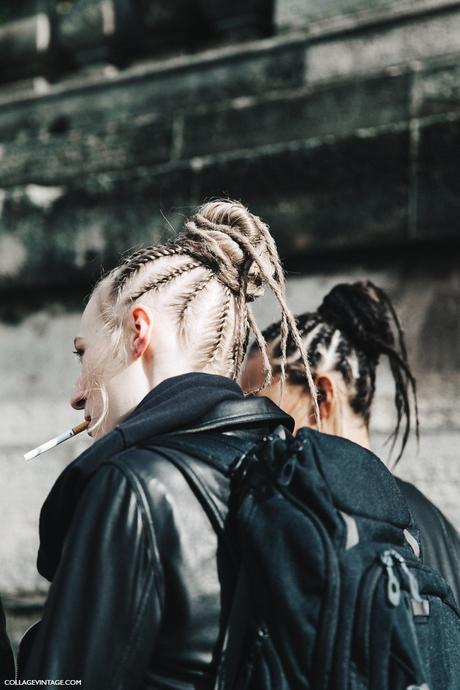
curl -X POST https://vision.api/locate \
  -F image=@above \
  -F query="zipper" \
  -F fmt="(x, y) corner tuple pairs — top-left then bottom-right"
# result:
(354, 549), (418, 678)
(375, 551), (429, 689)
(354, 558), (394, 677)
(380, 551), (402, 606)
(380, 549), (423, 604)
(390, 550), (422, 603)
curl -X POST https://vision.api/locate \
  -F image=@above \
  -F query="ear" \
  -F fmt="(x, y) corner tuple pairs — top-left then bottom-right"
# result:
(316, 374), (336, 420)
(130, 306), (154, 360)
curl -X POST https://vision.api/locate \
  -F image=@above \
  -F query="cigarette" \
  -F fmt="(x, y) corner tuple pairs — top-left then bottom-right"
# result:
(24, 421), (90, 461)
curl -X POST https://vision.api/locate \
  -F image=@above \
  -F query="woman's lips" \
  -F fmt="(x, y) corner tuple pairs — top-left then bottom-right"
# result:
(85, 417), (93, 437)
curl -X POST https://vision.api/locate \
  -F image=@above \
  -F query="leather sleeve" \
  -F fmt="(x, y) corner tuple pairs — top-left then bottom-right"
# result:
(19, 463), (163, 689)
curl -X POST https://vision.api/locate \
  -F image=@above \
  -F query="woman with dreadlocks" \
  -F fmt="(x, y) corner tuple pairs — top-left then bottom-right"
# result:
(18, 200), (313, 687)
(242, 280), (460, 605)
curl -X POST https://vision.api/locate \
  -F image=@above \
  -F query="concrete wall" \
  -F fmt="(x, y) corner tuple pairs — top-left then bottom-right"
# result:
(2, 7), (460, 291)
(0, 0), (459, 649)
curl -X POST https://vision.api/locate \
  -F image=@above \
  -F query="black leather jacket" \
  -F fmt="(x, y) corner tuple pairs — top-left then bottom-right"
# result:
(19, 388), (293, 690)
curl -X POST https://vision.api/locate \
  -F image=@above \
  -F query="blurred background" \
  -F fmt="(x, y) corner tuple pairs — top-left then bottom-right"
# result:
(0, 0), (459, 649)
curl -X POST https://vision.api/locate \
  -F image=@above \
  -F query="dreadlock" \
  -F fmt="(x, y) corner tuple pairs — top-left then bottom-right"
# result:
(257, 280), (419, 465)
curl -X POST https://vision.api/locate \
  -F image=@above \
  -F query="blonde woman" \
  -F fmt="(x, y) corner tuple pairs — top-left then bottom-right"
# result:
(18, 201), (314, 688)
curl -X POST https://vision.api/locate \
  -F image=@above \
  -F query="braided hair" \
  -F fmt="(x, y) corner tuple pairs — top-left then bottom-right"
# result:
(89, 199), (319, 432)
(258, 280), (419, 465)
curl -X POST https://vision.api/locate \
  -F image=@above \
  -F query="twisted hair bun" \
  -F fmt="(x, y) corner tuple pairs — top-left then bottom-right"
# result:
(184, 200), (277, 301)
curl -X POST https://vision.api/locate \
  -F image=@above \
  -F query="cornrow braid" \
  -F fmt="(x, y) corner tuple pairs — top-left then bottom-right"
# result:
(177, 271), (214, 335)
(127, 261), (202, 303)
(231, 270), (251, 380)
(111, 241), (184, 297)
(208, 286), (232, 365)
(258, 280), (419, 465)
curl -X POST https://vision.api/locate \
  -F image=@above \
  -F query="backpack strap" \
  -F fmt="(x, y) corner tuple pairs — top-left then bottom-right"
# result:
(150, 433), (256, 690)
(214, 569), (251, 690)
(149, 432), (255, 539)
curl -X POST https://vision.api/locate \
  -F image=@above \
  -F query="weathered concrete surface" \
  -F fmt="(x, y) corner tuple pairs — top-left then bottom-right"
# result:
(2, 12), (460, 293)
(0, 0), (459, 651)
(276, 0), (460, 34)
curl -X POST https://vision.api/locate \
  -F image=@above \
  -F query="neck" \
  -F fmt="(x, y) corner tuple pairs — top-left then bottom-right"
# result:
(326, 389), (371, 450)
(339, 418), (371, 451)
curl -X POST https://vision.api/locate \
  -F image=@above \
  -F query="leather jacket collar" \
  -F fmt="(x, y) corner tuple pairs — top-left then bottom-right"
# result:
(163, 396), (294, 435)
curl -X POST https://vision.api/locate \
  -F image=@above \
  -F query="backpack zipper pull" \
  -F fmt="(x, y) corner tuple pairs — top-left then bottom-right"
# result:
(381, 551), (401, 606)
(392, 552), (423, 603)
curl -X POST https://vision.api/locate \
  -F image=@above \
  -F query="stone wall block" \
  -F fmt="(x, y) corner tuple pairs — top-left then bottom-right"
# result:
(276, 0), (398, 31)
(195, 131), (410, 256)
(307, 9), (460, 84)
(0, 114), (174, 187)
(0, 166), (195, 290)
(416, 120), (460, 239)
(413, 62), (460, 119)
(181, 72), (410, 158)
(0, 43), (307, 142)
(276, 0), (457, 34)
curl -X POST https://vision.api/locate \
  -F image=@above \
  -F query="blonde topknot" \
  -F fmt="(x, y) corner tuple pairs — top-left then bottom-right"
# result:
(183, 200), (277, 301)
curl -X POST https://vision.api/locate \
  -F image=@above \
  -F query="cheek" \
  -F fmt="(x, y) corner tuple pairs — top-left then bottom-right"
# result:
(77, 353), (106, 403)
(103, 365), (138, 416)
(257, 380), (282, 402)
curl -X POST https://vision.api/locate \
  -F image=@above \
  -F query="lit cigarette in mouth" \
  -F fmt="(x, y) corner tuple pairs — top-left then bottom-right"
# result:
(24, 421), (90, 461)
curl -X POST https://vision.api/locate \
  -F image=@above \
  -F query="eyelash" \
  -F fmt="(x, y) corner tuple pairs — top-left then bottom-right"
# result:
(73, 350), (83, 359)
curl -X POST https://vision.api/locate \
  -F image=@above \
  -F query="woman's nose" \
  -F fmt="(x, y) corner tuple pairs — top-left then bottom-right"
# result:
(70, 381), (86, 411)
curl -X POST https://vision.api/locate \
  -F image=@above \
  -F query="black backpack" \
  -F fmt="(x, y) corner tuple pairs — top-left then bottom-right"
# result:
(154, 426), (460, 690)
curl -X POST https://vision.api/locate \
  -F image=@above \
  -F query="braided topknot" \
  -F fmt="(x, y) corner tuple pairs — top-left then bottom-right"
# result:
(259, 280), (419, 465)
(183, 201), (281, 301)
(96, 199), (319, 423)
